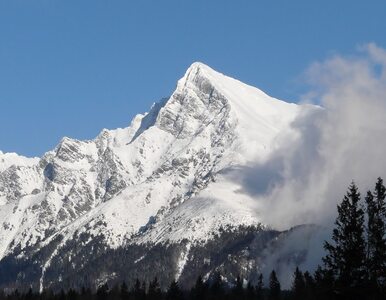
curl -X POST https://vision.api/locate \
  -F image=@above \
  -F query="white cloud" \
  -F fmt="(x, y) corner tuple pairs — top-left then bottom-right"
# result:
(239, 43), (386, 229)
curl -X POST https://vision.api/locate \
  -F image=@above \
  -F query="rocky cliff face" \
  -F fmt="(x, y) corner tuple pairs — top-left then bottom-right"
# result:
(0, 63), (319, 291)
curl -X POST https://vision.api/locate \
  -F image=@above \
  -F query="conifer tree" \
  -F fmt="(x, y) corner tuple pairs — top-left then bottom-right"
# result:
(109, 284), (120, 300)
(58, 289), (66, 300)
(209, 272), (224, 300)
(67, 288), (79, 300)
(166, 280), (183, 300)
(269, 270), (281, 300)
(323, 182), (367, 297)
(148, 277), (162, 300)
(119, 282), (129, 300)
(96, 284), (109, 300)
(245, 281), (255, 300)
(81, 286), (93, 300)
(291, 267), (305, 300)
(24, 288), (34, 300)
(132, 279), (145, 300)
(256, 273), (264, 300)
(313, 266), (334, 300)
(190, 275), (208, 300)
(41, 289), (54, 300)
(141, 281), (147, 299)
(366, 178), (386, 294)
(303, 271), (315, 300)
(231, 276), (244, 300)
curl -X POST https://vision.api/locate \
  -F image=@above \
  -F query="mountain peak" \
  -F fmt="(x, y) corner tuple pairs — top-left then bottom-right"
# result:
(159, 62), (301, 157)
(186, 61), (211, 72)
(178, 62), (277, 105)
(176, 62), (227, 92)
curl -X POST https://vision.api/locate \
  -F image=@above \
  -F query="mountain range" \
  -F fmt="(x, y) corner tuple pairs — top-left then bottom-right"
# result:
(0, 62), (322, 291)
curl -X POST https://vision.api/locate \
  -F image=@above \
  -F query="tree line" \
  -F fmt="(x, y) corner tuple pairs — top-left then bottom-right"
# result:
(0, 178), (385, 300)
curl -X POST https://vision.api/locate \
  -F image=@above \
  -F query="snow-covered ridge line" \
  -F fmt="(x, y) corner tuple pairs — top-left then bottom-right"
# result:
(0, 151), (39, 172)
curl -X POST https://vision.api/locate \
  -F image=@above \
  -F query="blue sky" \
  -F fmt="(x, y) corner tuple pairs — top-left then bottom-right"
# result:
(1, 1), (385, 157)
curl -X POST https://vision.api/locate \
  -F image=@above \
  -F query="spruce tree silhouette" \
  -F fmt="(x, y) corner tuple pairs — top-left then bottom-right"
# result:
(132, 279), (145, 300)
(303, 271), (315, 300)
(209, 272), (224, 300)
(313, 265), (334, 300)
(366, 178), (386, 297)
(67, 288), (78, 300)
(256, 273), (264, 300)
(269, 270), (281, 300)
(190, 275), (208, 300)
(291, 267), (305, 300)
(245, 281), (255, 300)
(323, 182), (367, 299)
(148, 277), (162, 300)
(231, 276), (244, 300)
(96, 283), (109, 300)
(166, 280), (183, 300)
(119, 282), (129, 300)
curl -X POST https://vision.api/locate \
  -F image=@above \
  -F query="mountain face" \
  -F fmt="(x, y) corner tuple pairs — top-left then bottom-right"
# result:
(0, 63), (320, 291)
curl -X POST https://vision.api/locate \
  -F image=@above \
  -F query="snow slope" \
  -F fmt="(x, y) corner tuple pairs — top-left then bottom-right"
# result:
(0, 62), (314, 263)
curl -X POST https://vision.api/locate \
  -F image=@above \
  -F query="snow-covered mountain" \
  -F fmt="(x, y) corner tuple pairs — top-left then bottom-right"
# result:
(0, 62), (319, 291)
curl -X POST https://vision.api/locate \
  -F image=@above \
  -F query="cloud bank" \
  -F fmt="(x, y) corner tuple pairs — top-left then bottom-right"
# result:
(240, 43), (386, 230)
